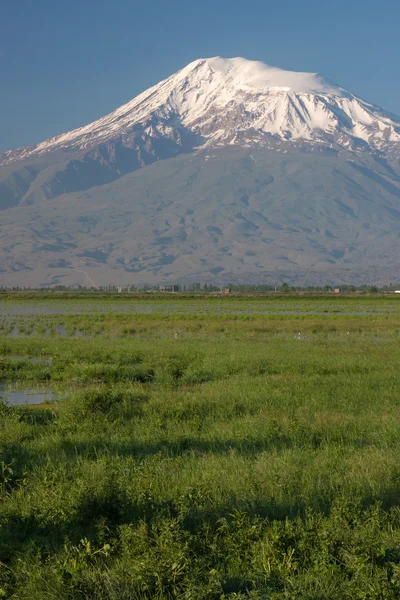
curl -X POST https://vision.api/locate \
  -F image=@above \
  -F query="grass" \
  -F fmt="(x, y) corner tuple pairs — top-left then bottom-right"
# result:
(1, 296), (400, 598)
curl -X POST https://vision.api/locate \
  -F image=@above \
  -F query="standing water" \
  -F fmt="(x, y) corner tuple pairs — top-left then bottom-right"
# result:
(0, 383), (57, 406)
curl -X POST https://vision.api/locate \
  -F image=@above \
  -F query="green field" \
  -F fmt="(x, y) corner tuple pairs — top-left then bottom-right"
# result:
(1, 295), (400, 599)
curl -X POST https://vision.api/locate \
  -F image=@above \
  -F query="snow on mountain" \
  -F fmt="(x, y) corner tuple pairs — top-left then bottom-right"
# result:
(2, 58), (400, 287)
(3, 57), (400, 166)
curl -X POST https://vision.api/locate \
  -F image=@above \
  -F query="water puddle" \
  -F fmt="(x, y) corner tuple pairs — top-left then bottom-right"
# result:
(0, 355), (52, 364)
(0, 383), (58, 406)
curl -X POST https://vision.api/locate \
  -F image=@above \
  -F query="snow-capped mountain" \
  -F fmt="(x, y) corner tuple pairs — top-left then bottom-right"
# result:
(1, 57), (400, 288)
(2, 57), (400, 167)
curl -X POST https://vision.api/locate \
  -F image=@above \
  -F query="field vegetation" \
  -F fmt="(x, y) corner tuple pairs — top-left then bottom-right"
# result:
(1, 295), (400, 598)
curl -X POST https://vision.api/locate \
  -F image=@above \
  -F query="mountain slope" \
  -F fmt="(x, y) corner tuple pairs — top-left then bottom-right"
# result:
(1, 57), (400, 286)
(1, 145), (400, 287)
(2, 57), (400, 209)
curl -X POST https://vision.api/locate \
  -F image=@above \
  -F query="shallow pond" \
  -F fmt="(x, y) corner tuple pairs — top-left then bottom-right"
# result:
(0, 383), (57, 406)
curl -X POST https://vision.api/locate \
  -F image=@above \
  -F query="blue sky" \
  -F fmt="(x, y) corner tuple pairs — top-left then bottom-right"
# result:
(2, 0), (400, 151)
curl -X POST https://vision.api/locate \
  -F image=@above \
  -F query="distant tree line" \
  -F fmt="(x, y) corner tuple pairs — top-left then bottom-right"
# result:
(0, 282), (398, 294)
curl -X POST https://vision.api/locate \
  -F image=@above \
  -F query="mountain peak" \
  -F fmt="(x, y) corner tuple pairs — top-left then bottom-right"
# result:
(2, 56), (400, 166)
(189, 56), (345, 96)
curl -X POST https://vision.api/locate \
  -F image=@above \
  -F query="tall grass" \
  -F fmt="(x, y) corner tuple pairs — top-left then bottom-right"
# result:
(1, 299), (400, 598)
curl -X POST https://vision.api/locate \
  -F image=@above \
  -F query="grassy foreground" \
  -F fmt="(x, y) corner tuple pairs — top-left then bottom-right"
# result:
(1, 297), (400, 598)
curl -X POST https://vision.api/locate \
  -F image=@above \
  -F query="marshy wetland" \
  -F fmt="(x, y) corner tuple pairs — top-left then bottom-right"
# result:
(1, 293), (400, 599)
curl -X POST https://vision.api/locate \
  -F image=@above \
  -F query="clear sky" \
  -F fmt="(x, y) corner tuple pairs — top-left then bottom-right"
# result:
(2, 0), (400, 152)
